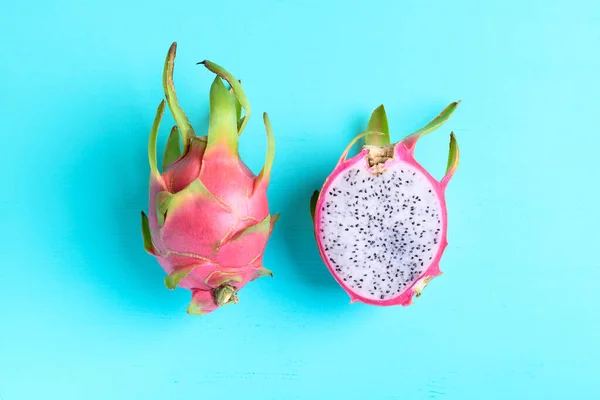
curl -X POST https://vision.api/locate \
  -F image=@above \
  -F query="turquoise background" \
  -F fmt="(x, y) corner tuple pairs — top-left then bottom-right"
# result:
(1, 0), (599, 399)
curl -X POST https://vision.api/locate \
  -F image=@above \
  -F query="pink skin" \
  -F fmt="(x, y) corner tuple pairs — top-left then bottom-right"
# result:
(162, 138), (206, 193)
(199, 146), (267, 215)
(144, 43), (277, 315)
(314, 138), (457, 307)
(147, 142), (272, 314)
(188, 290), (219, 314)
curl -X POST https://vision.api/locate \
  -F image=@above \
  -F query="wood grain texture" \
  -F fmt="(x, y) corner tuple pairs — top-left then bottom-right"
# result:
(1, 0), (599, 399)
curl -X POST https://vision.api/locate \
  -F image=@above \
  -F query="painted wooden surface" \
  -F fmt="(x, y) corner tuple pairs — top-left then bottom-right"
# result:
(1, 0), (599, 398)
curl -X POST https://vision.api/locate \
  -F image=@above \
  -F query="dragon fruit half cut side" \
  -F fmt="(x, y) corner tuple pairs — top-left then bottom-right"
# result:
(311, 102), (460, 306)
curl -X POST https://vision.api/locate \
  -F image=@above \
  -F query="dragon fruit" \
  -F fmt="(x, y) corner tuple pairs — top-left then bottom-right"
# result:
(141, 43), (277, 316)
(310, 102), (460, 306)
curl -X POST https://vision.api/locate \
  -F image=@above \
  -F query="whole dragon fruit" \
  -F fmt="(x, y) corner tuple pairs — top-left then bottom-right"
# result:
(141, 43), (277, 316)
(310, 102), (460, 306)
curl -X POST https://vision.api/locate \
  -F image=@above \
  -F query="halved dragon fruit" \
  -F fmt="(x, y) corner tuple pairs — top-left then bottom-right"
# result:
(311, 102), (460, 306)
(141, 43), (277, 316)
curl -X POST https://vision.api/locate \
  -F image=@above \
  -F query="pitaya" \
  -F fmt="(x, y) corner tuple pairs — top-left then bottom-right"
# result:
(310, 102), (460, 306)
(141, 43), (277, 316)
